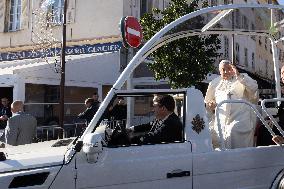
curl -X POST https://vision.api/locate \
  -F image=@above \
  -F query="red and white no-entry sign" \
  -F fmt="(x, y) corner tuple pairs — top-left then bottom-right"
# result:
(120, 16), (143, 48)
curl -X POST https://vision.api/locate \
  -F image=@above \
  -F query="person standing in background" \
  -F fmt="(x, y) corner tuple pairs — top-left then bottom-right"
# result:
(78, 98), (96, 125)
(92, 92), (101, 113)
(4, 100), (37, 146)
(0, 98), (12, 129)
(109, 97), (127, 121)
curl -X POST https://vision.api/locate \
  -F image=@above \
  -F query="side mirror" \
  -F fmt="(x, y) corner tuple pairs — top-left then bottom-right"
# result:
(83, 133), (103, 163)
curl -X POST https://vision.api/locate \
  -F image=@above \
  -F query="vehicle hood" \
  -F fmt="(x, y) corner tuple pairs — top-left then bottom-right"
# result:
(0, 139), (74, 173)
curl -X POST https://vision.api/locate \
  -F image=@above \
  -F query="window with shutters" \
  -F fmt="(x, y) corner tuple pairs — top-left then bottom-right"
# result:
(251, 23), (255, 40)
(235, 10), (240, 28)
(224, 36), (229, 59)
(236, 43), (240, 64)
(279, 49), (284, 61)
(258, 36), (262, 46)
(265, 60), (268, 76)
(264, 37), (268, 50)
(41, 0), (75, 26)
(8, 0), (21, 31)
(242, 15), (249, 30)
(140, 0), (153, 17)
(244, 48), (248, 67)
(211, 0), (217, 6)
(251, 53), (255, 71)
(50, 0), (63, 25)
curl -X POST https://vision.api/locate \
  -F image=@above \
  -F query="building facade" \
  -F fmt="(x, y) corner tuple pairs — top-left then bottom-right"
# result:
(0, 0), (145, 125)
(0, 0), (143, 102)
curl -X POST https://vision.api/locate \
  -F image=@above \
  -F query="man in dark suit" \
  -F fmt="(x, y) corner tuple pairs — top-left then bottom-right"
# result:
(92, 92), (101, 113)
(109, 97), (127, 121)
(4, 100), (37, 146)
(78, 98), (97, 125)
(129, 95), (183, 144)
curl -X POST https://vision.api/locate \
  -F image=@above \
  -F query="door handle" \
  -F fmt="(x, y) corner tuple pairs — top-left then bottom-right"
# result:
(166, 170), (190, 178)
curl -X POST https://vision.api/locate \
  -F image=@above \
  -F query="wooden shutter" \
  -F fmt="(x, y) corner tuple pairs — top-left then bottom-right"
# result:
(0, 0), (6, 32)
(66, 0), (75, 23)
(21, 0), (29, 30)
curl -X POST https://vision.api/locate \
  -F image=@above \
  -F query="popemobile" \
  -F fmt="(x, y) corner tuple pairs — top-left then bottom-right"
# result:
(1, 3), (284, 189)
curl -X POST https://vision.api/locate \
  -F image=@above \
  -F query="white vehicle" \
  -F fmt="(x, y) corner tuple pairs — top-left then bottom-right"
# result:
(1, 4), (284, 189)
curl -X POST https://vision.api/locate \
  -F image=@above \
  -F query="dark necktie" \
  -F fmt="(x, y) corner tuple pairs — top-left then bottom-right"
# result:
(150, 119), (163, 132)
(3, 108), (7, 115)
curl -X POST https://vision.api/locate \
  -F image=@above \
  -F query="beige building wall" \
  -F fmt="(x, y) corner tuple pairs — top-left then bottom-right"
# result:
(255, 18), (274, 80)
(0, 0), (129, 51)
(254, 1), (284, 83)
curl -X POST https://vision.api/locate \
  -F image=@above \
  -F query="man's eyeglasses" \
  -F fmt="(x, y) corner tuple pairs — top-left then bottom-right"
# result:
(153, 103), (163, 108)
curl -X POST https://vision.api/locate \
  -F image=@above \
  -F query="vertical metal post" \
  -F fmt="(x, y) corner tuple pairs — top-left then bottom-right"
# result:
(126, 48), (134, 126)
(271, 40), (281, 101)
(126, 5), (134, 127)
(59, 0), (67, 130)
(270, 1), (281, 104)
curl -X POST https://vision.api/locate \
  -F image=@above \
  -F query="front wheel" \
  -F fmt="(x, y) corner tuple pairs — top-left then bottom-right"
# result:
(271, 169), (284, 189)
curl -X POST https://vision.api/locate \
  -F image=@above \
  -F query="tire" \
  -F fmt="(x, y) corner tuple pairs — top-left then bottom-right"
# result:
(271, 170), (284, 189)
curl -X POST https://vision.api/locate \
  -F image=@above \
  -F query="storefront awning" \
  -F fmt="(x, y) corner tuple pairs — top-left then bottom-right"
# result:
(0, 52), (120, 87)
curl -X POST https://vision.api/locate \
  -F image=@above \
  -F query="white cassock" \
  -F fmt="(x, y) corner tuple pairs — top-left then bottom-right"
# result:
(205, 73), (258, 149)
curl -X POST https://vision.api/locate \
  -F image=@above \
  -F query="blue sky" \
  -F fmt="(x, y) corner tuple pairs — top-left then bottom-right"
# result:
(279, 0), (284, 5)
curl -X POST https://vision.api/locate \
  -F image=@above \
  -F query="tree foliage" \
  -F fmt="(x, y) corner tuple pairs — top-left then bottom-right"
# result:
(140, 0), (221, 88)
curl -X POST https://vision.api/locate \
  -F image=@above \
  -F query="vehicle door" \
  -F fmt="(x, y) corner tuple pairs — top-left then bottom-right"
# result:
(76, 142), (192, 189)
(76, 93), (193, 189)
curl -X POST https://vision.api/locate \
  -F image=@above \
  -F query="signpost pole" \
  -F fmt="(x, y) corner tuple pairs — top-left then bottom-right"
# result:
(120, 16), (143, 126)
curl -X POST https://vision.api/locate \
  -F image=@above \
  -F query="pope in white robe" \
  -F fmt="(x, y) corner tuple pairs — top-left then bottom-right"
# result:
(205, 60), (259, 149)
